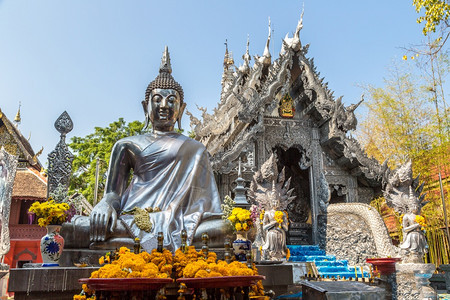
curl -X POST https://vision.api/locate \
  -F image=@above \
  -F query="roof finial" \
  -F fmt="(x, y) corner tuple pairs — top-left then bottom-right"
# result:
(159, 46), (172, 74)
(221, 39), (235, 95)
(258, 17), (272, 65)
(294, 4), (305, 40)
(264, 17), (272, 55)
(223, 39), (234, 67)
(239, 35), (252, 73)
(282, 6), (304, 53)
(223, 39), (229, 67)
(243, 34), (251, 61)
(14, 102), (21, 126)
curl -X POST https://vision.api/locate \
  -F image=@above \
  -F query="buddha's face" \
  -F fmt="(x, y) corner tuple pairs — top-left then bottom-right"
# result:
(149, 88), (181, 131)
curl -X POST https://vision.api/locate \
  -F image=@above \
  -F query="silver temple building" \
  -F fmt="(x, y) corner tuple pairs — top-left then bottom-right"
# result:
(187, 13), (386, 246)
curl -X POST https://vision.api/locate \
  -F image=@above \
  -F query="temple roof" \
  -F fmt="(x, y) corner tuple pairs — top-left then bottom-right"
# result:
(12, 167), (47, 199)
(0, 107), (43, 171)
(187, 12), (385, 190)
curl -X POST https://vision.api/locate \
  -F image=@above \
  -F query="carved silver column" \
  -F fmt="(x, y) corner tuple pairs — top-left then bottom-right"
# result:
(0, 147), (18, 262)
(47, 111), (74, 200)
(309, 128), (322, 244)
(256, 132), (266, 170)
(346, 176), (358, 202)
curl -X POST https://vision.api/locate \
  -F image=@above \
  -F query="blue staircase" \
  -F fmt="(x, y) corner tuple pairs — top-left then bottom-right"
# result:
(287, 245), (369, 279)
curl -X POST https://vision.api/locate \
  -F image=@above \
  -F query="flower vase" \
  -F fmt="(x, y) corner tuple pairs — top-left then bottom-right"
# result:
(40, 225), (64, 267)
(232, 231), (251, 262)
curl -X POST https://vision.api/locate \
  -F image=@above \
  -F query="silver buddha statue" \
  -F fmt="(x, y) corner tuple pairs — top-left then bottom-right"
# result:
(62, 47), (228, 251)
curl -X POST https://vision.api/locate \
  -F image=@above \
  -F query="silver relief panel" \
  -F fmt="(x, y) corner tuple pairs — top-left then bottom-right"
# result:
(0, 147), (18, 259)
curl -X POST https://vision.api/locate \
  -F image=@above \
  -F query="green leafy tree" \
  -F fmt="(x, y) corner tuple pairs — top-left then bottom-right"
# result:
(68, 118), (149, 204)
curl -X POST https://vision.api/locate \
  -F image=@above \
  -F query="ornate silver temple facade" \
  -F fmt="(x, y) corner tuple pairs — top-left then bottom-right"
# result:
(188, 13), (386, 245)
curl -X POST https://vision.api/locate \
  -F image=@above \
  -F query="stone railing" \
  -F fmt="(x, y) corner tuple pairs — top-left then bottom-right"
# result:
(327, 203), (398, 258)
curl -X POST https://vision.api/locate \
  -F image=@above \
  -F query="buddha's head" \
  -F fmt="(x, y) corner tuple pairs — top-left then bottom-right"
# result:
(143, 46), (186, 132)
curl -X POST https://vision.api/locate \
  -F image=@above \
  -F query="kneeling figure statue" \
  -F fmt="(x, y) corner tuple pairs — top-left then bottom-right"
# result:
(261, 184), (290, 261)
(383, 161), (428, 263)
(247, 154), (296, 261)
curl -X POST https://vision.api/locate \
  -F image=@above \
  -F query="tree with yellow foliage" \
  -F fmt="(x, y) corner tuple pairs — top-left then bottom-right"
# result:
(413, 0), (450, 52)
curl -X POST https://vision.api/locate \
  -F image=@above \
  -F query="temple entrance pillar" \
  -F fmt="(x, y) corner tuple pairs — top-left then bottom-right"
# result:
(309, 128), (323, 245)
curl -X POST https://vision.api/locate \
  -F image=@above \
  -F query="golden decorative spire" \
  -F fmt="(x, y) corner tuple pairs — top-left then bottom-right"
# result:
(14, 102), (21, 125)
(221, 39), (235, 93)
(223, 39), (234, 68)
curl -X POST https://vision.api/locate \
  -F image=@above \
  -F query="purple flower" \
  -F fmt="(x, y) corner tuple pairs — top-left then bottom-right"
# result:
(65, 204), (77, 222)
(250, 205), (261, 223)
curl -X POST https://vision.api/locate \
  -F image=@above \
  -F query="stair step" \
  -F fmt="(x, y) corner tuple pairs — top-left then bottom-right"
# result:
(317, 267), (355, 273)
(288, 245), (321, 251)
(290, 251), (326, 256)
(318, 272), (357, 279)
(286, 244), (370, 280)
(315, 260), (348, 267)
(289, 255), (336, 262)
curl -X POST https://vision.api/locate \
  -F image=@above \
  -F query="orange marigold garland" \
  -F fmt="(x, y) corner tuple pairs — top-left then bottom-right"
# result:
(95, 247), (174, 278)
(77, 245), (265, 298)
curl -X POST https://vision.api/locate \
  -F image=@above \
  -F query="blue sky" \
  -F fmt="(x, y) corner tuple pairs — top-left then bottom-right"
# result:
(0, 1), (426, 165)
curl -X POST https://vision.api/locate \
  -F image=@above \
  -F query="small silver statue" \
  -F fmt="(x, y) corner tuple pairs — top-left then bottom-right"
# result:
(261, 182), (290, 260)
(383, 161), (428, 263)
(63, 47), (225, 251)
(248, 154), (295, 261)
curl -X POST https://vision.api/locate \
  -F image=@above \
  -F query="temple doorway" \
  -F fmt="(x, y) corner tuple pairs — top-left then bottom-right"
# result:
(273, 146), (312, 244)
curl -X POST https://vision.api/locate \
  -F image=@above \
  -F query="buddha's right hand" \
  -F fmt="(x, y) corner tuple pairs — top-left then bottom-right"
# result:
(90, 200), (118, 242)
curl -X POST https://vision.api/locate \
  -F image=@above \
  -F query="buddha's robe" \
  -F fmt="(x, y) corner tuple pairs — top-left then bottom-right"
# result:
(117, 132), (221, 251)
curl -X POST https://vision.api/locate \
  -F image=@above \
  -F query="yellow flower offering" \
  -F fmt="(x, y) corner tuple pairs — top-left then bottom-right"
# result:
(80, 245), (265, 298)
(415, 215), (427, 230)
(182, 258), (253, 278)
(29, 199), (70, 227)
(227, 207), (253, 232)
(91, 247), (173, 279)
(274, 211), (284, 228)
